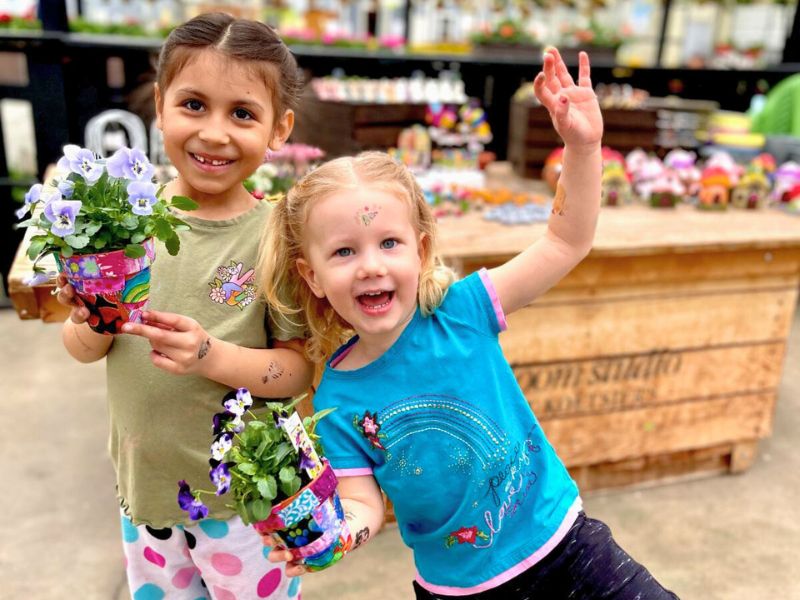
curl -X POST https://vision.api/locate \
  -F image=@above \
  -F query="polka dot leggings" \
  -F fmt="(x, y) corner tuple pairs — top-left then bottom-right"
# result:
(120, 513), (301, 600)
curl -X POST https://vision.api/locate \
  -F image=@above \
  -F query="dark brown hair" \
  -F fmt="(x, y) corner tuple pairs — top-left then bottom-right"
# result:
(156, 12), (303, 123)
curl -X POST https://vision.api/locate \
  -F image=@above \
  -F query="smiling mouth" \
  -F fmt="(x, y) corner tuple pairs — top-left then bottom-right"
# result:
(358, 290), (394, 310)
(190, 153), (233, 166)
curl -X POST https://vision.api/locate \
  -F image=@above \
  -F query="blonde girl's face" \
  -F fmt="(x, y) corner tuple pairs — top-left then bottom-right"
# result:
(154, 49), (292, 207)
(296, 185), (424, 351)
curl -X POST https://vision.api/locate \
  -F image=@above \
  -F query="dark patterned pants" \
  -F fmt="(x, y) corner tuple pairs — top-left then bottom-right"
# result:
(413, 512), (680, 600)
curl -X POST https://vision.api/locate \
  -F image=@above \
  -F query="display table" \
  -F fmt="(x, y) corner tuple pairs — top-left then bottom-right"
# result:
(10, 201), (800, 490)
(438, 205), (800, 490)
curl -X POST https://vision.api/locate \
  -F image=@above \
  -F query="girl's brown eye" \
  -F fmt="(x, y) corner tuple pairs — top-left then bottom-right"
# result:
(233, 108), (253, 120)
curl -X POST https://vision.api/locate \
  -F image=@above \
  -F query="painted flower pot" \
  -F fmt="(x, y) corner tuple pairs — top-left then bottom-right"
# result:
(253, 459), (352, 572)
(56, 237), (156, 335)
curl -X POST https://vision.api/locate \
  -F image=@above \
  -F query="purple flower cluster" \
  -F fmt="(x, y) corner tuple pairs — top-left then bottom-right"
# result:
(177, 388), (254, 520)
(18, 144), (158, 239)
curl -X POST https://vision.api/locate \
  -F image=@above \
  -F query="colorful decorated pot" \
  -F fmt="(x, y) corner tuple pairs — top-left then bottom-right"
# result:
(253, 459), (352, 572)
(56, 237), (155, 335)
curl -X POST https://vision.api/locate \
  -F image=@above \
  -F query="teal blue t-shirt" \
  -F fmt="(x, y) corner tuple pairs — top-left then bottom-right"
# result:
(313, 270), (581, 593)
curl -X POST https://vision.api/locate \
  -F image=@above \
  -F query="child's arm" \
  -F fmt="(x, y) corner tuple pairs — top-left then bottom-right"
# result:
(264, 474), (385, 576)
(56, 273), (114, 362)
(490, 48), (603, 316)
(120, 309), (314, 397)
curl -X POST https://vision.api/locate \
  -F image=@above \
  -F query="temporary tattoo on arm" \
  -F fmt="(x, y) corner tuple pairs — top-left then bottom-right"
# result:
(552, 182), (567, 216)
(261, 360), (285, 384)
(352, 527), (371, 549)
(198, 338), (211, 359)
(355, 204), (380, 226)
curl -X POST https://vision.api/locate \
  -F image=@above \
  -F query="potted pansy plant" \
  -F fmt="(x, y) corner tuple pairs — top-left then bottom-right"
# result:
(16, 144), (197, 334)
(179, 388), (352, 572)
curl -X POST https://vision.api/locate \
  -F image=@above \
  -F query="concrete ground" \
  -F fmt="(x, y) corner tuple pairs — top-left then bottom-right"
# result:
(2, 303), (799, 599)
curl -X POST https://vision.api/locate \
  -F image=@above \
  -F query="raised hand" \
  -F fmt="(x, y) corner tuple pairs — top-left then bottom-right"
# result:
(533, 48), (603, 150)
(120, 310), (214, 375)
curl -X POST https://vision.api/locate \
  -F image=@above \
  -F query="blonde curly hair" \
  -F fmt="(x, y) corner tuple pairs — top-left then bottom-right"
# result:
(258, 152), (456, 362)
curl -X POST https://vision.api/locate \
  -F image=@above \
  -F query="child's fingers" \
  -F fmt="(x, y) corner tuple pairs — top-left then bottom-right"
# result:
(70, 305), (90, 324)
(578, 51), (592, 88)
(266, 547), (295, 563)
(284, 562), (307, 578)
(549, 47), (575, 88)
(533, 73), (557, 111)
(141, 310), (192, 332)
(543, 53), (560, 96)
(121, 321), (179, 344)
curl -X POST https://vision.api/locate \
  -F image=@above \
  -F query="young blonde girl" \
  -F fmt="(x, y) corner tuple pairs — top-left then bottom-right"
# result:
(259, 49), (679, 598)
(56, 13), (312, 599)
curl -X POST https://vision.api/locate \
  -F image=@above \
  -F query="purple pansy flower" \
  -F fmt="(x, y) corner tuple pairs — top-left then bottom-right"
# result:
(57, 145), (103, 183)
(44, 200), (82, 238)
(212, 412), (231, 436)
(298, 448), (316, 472)
(228, 414), (244, 433)
(57, 179), (75, 198)
(177, 480), (208, 520)
(23, 270), (57, 286)
(223, 388), (253, 417)
(210, 462), (233, 496)
(107, 147), (154, 181)
(126, 180), (158, 216)
(16, 183), (42, 219)
(273, 410), (289, 429)
(212, 409), (244, 435)
(210, 432), (233, 461)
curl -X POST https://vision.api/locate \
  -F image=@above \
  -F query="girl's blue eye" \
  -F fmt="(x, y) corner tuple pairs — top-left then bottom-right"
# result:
(335, 248), (353, 257)
(381, 239), (397, 250)
(184, 99), (203, 111)
(233, 108), (253, 120)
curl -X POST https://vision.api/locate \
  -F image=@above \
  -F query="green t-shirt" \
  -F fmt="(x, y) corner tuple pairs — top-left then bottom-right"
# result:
(106, 200), (304, 527)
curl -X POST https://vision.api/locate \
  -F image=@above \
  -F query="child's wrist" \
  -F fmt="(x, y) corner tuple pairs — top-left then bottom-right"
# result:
(563, 141), (602, 157)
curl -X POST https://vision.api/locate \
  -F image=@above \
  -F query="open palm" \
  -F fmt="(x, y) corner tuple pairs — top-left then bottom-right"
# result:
(533, 48), (603, 149)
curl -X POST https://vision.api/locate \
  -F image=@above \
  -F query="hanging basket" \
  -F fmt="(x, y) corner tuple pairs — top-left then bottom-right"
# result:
(253, 459), (352, 572)
(56, 237), (156, 335)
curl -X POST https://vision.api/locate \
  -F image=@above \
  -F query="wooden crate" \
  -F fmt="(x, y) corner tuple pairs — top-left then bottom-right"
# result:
(438, 204), (800, 491)
(508, 103), (658, 179)
(291, 94), (428, 159)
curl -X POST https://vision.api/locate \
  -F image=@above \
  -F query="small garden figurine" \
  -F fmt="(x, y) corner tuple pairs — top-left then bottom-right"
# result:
(698, 166), (733, 210)
(731, 168), (770, 210)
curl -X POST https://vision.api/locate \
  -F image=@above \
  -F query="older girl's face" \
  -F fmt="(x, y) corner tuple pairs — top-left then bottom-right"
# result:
(296, 186), (424, 353)
(155, 49), (292, 208)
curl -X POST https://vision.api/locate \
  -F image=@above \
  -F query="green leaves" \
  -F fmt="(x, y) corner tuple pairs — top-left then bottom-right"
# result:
(256, 475), (277, 500)
(64, 234), (90, 249)
(179, 391), (335, 526)
(164, 234), (180, 256)
(170, 195), (199, 211)
(26, 237), (47, 261)
(124, 243), (146, 258)
(16, 153), (198, 272)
